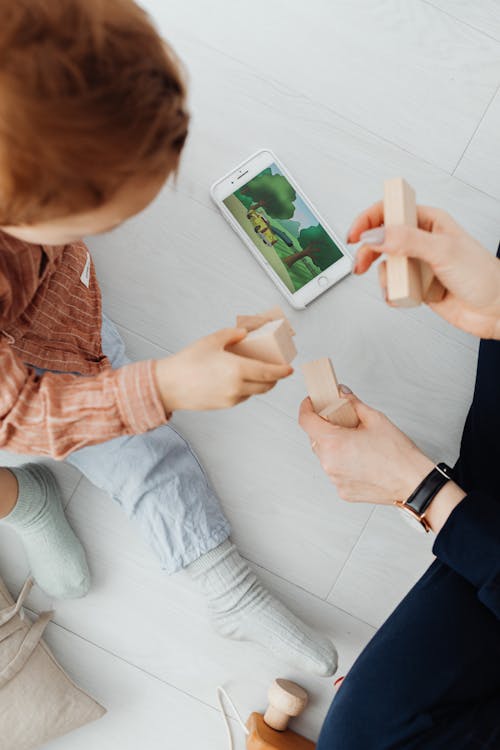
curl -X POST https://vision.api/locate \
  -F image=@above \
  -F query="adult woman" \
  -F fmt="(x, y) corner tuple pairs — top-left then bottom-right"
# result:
(299, 203), (500, 749)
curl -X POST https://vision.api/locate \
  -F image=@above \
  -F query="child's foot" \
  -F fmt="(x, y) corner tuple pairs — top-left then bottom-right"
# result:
(186, 540), (337, 676)
(0, 463), (90, 599)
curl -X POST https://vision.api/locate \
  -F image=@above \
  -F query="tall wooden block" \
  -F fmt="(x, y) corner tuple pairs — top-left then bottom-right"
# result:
(383, 177), (445, 306)
(302, 358), (340, 414)
(246, 713), (315, 750)
(384, 177), (422, 307)
(302, 358), (359, 428)
(229, 319), (297, 365)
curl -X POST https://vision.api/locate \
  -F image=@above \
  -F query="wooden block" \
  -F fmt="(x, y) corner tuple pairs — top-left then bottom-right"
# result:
(319, 400), (359, 428)
(237, 306), (295, 336)
(236, 314), (269, 332)
(384, 177), (445, 306)
(262, 306), (296, 336)
(302, 358), (340, 414)
(384, 177), (422, 307)
(229, 319), (297, 365)
(246, 713), (315, 750)
(302, 358), (358, 427)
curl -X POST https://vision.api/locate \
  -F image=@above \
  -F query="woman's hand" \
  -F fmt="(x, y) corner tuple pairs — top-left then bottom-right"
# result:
(298, 391), (434, 504)
(154, 327), (293, 413)
(349, 203), (500, 339)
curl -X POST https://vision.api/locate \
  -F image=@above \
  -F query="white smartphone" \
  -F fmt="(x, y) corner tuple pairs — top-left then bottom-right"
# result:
(210, 149), (352, 309)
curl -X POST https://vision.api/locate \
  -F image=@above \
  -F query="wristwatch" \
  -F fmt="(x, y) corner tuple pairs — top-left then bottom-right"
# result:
(394, 463), (453, 532)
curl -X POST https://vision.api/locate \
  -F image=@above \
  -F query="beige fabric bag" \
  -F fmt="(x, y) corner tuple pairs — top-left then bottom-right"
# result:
(0, 576), (106, 750)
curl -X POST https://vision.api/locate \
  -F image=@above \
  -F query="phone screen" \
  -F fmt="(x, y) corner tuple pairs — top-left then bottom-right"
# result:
(223, 162), (344, 294)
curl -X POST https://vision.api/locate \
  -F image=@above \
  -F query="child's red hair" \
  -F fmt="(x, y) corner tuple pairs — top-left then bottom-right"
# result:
(0, 0), (189, 225)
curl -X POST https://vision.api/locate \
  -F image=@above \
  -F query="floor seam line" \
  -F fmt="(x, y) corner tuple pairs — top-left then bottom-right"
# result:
(25, 606), (240, 721)
(243, 553), (377, 631)
(323, 506), (377, 602)
(421, 0), (500, 44)
(451, 80), (500, 175)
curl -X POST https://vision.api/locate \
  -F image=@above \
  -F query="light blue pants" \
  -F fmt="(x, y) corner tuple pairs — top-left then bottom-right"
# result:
(36, 315), (231, 573)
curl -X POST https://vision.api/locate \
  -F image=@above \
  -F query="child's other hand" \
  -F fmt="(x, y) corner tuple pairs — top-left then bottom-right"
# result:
(154, 328), (293, 413)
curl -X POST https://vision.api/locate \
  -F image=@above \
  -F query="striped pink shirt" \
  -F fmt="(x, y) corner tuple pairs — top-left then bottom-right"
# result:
(0, 232), (167, 459)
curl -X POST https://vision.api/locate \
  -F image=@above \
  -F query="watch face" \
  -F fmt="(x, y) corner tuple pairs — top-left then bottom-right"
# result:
(396, 504), (427, 534)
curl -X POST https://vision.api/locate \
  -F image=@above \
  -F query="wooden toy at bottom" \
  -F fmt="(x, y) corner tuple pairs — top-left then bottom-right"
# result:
(302, 357), (359, 428)
(246, 679), (315, 750)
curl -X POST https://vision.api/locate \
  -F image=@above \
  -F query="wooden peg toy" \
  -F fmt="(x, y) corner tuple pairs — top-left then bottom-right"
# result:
(265, 679), (308, 731)
(302, 358), (359, 428)
(229, 318), (296, 365)
(383, 178), (445, 307)
(246, 679), (315, 750)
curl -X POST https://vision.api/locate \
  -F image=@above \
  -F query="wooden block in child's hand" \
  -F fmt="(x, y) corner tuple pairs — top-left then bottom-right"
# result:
(237, 306), (295, 336)
(302, 357), (359, 427)
(229, 319), (297, 365)
(246, 713), (315, 750)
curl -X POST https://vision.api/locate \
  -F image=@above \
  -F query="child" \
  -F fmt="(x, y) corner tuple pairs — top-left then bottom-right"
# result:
(0, 0), (336, 676)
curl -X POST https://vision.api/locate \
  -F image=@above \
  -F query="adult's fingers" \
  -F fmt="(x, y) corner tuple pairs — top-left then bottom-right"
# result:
(354, 244), (383, 274)
(378, 260), (387, 298)
(348, 203), (455, 245)
(347, 201), (384, 244)
(357, 224), (450, 268)
(298, 397), (340, 439)
(339, 390), (377, 425)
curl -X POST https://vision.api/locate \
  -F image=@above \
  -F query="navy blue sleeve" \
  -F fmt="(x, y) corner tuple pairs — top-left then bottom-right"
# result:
(433, 491), (500, 619)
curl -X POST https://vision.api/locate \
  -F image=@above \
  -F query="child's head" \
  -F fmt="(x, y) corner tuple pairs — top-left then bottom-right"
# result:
(0, 0), (189, 245)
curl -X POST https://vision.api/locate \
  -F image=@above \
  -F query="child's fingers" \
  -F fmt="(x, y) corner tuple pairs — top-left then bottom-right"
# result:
(378, 260), (387, 299)
(240, 381), (275, 397)
(347, 201), (384, 244)
(241, 359), (293, 383)
(216, 327), (249, 347)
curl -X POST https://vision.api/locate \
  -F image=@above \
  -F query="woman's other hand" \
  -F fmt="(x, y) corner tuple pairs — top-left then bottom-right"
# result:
(298, 391), (433, 504)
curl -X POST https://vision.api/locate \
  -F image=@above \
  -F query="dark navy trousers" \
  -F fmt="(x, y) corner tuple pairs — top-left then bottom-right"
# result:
(318, 255), (500, 748)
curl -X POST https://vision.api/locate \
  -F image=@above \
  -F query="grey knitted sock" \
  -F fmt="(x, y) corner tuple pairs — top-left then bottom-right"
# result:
(0, 464), (90, 599)
(187, 540), (337, 676)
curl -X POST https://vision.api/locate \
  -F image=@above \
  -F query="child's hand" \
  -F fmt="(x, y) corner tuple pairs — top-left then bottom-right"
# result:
(154, 328), (293, 413)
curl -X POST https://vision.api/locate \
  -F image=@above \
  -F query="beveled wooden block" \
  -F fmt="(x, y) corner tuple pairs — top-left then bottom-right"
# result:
(230, 319), (297, 365)
(237, 306), (295, 336)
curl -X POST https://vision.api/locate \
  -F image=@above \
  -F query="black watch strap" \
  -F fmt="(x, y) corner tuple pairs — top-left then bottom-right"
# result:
(405, 463), (453, 517)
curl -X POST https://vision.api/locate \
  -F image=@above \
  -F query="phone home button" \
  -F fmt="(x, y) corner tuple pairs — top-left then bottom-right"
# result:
(317, 276), (329, 288)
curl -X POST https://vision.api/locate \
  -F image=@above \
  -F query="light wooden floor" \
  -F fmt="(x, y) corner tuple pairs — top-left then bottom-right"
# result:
(1, 2), (500, 747)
